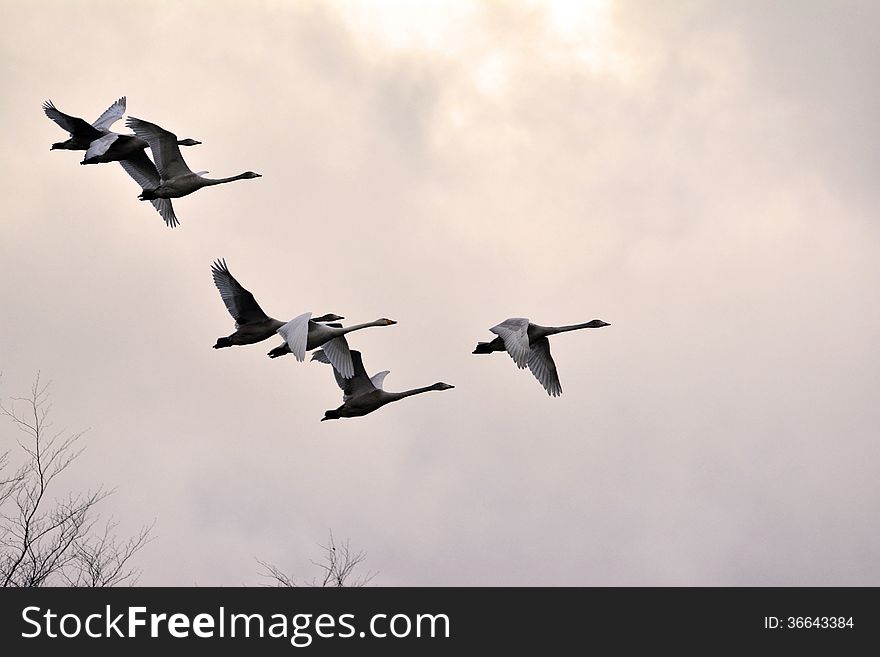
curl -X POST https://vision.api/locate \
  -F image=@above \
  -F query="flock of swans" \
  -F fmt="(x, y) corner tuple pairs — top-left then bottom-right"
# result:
(43, 96), (259, 228)
(44, 97), (610, 420)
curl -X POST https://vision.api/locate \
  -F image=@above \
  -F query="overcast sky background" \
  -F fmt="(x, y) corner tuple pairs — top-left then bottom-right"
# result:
(1, 0), (878, 585)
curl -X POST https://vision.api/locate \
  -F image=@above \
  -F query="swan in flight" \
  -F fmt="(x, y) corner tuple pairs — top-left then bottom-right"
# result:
(43, 97), (198, 162)
(43, 97), (126, 151)
(211, 259), (343, 348)
(125, 117), (261, 200)
(473, 318), (610, 396)
(267, 314), (397, 378)
(312, 349), (454, 421)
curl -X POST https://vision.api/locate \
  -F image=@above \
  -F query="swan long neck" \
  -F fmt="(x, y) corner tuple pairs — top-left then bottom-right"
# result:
(543, 321), (605, 336)
(201, 172), (255, 186)
(387, 386), (438, 402)
(339, 320), (387, 335)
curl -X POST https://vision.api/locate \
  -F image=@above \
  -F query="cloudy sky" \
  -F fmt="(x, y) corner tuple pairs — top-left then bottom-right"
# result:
(1, 0), (878, 585)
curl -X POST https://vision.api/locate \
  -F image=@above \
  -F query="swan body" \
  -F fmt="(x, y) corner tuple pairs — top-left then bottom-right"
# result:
(126, 117), (261, 200)
(268, 314), (397, 378)
(473, 318), (610, 396)
(312, 349), (454, 421)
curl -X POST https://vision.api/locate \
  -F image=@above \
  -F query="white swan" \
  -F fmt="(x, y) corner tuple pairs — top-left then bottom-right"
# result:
(473, 318), (610, 396)
(267, 313), (397, 378)
(125, 117), (261, 200)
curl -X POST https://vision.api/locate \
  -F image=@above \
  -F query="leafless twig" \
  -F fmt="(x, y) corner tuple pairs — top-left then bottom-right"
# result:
(1, 374), (153, 587)
(257, 530), (376, 587)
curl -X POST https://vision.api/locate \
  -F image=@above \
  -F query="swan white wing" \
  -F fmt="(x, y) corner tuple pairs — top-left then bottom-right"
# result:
(43, 100), (100, 139)
(527, 337), (562, 397)
(126, 116), (193, 179)
(490, 318), (531, 369)
(91, 96), (126, 131)
(321, 336), (354, 379)
(369, 370), (390, 390)
(210, 259), (270, 326)
(277, 312), (312, 362)
(118, 151), (179, 228)
(85, 132), (119, 160)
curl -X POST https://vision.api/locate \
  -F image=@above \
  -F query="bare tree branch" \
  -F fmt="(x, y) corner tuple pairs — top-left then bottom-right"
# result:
(257, 530), (376, 588)
(1, 374), (153, 587)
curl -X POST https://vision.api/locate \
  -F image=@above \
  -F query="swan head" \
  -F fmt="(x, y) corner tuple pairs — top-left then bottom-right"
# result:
(379, 318), (397, 325)
(588, 319), (611, 328)
(321, 409), (341, 422)
(240, 171), (262, 179)
(432, 382), (455, 391)
(177, 138), (202, 146)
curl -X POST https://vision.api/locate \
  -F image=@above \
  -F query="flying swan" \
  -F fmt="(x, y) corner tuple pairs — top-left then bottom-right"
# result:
(473, 318), (610, 396)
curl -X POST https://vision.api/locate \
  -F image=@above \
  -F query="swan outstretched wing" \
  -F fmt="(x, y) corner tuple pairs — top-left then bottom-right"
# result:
(527, 337), (562, 397)
(43, 100), (101, 140)
(277, 312), (312, 362)
(343, 351), (377, 399)
(313, 349), (375, 400)
(118, 150), (179, 228)
(490, 318), (531, 369)
(211, 259), (271, 326)
(311, 349), (331, 365)
(84, 132), (119, 160)
(91, 96), (126, 131)
(118, 149), (159, 189)
(314, 349), (349, 397)
(321, 336), (354, 379)
(149, 198), (179, 229)
(126, 116), (193, 179)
